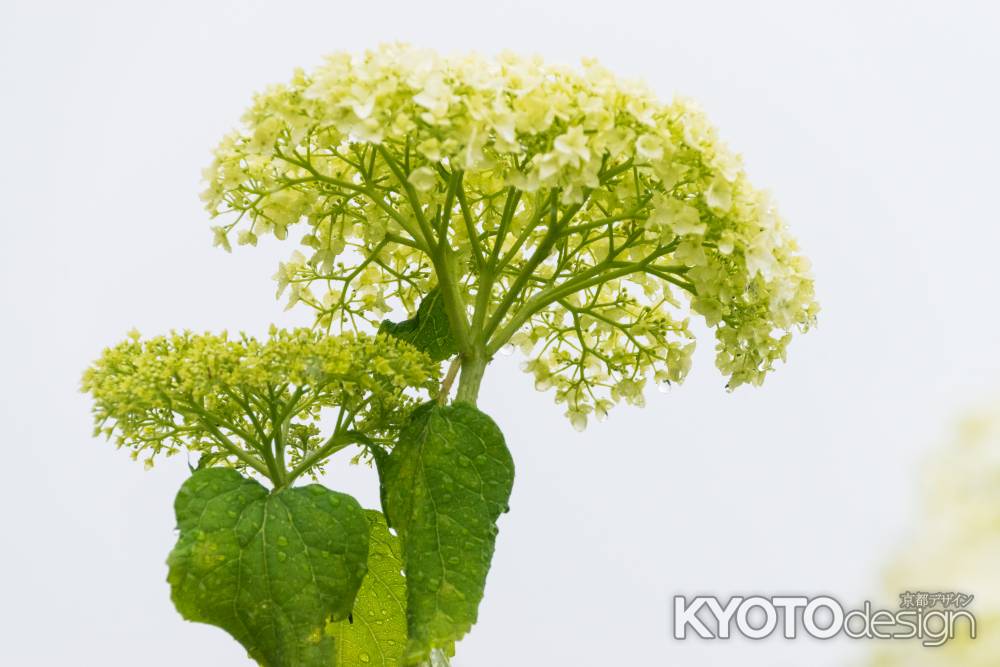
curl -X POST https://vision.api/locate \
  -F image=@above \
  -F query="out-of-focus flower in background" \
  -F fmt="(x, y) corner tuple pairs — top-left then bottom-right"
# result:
(869, 399), (1000, 666)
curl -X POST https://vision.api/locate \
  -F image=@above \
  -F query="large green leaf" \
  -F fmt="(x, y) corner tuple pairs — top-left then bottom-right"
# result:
(378, 288), (458, 362)
(379, 402), (514, 664)
(167, 468), (370, 667)
(324, 510), (407, 666)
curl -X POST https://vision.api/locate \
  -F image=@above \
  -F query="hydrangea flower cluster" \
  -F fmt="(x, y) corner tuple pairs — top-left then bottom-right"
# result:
(202, 43), (818, 427)
(83, 327), (437, 481)
(82, 45), (823, 667)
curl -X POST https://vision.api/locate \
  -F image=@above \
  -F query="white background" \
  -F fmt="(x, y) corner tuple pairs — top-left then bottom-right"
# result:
(2, 1), (999, 665)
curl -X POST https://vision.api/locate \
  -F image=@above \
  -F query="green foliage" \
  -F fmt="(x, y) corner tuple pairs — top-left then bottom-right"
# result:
(324, 511), (409, 666)
(167, 468), (370, 666)
(379, 288), (459, 362)
(378, 403), (514, 664)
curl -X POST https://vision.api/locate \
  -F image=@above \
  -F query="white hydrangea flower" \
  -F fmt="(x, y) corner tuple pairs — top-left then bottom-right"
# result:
(202, 43), (819, 420)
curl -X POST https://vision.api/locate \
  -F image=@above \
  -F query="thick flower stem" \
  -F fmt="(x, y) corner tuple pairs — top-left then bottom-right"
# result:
(454, 351), (488, 405)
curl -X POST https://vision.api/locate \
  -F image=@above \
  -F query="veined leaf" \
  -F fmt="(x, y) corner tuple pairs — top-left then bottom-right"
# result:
(167, 468), (370, 667)
(324, 510), (407, 666)
(379, 403), (514, 664)
(378, 288), (458, 362)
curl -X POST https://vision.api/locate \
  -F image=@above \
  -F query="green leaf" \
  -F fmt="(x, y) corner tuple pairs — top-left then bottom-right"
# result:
(379, 402), (514, 663)
(324, 510), (407, 666)
(378, 288), (458, 362)
(167, 468), (370, 667)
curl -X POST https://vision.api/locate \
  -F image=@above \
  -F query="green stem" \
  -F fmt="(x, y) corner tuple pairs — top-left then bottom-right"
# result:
(437, 356), (462, 405)
(284, 430), (368, 486)
(454, 350), (488, 405)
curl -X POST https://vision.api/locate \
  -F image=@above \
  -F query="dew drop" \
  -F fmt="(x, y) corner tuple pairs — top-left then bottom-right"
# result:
(277, 552), (288, 562)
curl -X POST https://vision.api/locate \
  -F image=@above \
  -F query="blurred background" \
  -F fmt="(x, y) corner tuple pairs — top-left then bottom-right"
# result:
(868, 400), (1000, 666)
(2, 1), (998, 665)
